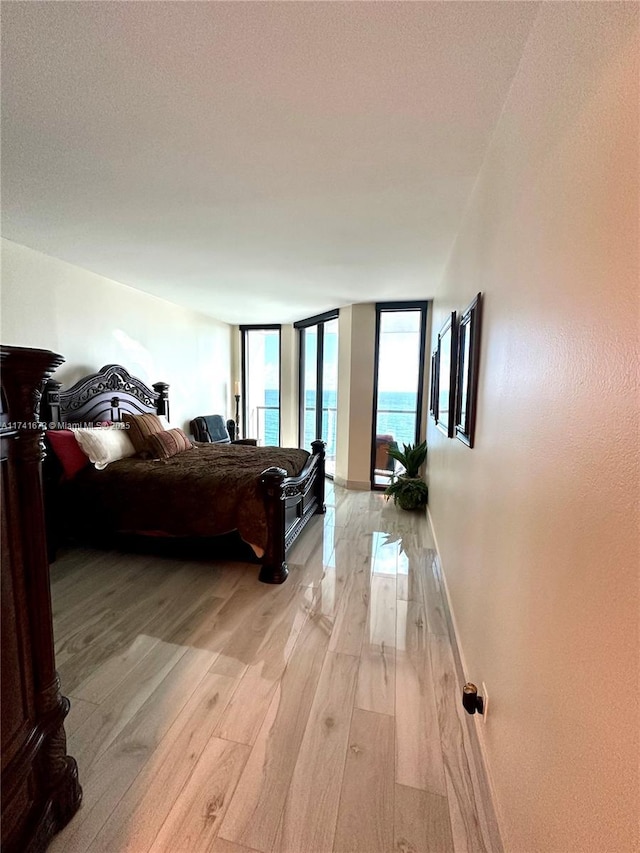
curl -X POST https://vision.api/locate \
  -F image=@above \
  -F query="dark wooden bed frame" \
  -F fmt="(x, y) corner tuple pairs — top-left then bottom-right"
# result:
(43, 364), (326, 584)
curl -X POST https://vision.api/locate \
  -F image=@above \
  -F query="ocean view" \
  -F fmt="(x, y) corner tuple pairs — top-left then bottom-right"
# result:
(258, 389), (418, 452)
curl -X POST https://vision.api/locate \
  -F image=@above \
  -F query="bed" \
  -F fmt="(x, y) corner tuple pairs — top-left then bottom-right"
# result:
(42, 363), (326, 583)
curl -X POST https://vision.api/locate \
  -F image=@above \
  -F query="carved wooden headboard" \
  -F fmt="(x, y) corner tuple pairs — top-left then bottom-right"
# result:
(43, 364), (170, 426)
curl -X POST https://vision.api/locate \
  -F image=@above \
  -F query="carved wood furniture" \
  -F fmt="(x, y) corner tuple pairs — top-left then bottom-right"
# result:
(43, 363), (325, 584)
(1, 345), (81, 853)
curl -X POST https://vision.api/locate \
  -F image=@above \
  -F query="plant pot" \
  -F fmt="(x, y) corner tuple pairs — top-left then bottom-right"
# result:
(387, 475), (428, 511)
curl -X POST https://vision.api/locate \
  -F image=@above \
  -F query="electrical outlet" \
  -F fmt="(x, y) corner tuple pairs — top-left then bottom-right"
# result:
(481, 682), (489, 723)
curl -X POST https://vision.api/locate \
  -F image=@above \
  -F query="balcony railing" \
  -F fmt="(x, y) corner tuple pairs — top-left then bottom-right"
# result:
(250, 404), (417, 458)
(302, 406), (337, 459)
(249, 405), (279, 446)
(249, 405), (339, 456)
(374, 407), (417, 446)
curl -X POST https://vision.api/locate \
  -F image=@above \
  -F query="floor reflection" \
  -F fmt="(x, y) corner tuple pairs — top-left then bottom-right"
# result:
(50, 478), (499, 853)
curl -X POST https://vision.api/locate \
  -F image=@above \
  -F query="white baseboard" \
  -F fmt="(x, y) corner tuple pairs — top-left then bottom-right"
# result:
(333, 475), (370, 491)
(426, 505), (505, 851)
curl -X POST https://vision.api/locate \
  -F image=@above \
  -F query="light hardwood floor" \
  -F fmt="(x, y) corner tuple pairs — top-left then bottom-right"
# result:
(48, 482), (502, 853)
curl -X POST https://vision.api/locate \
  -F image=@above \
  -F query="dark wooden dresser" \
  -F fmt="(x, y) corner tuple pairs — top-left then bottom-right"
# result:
(1, 345), (81, 852)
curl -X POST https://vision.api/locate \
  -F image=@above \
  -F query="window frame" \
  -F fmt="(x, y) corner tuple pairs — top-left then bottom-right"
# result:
(240, 324), (282, 445)
(294, 309), (339, 470)
(370, 301), (428, 490)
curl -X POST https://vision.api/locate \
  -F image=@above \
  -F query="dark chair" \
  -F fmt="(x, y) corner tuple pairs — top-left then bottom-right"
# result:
(374, 434), (398, 473)
(190, 415), (257, 445)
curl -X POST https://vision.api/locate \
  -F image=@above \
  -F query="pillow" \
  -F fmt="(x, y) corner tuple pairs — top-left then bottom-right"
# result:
(45, 429), (90, 480)
(122, 412), (165, 453)
(72, 426), (136, 470)
(145, 427), (194, 460)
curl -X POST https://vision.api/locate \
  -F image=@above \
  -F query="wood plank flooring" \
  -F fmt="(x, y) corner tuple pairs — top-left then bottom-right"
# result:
(48, 482), (501, 853)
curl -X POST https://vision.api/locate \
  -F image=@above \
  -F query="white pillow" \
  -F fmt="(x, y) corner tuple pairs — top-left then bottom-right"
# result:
(72, 426), (136, 470)
(158, 415), (171, 430)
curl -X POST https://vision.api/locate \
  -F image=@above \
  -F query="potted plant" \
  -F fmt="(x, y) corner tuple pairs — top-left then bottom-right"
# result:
(384, 440), (428, 510)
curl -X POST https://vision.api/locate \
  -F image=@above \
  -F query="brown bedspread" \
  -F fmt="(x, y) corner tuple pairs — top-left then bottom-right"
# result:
(62, 442), (310, 552)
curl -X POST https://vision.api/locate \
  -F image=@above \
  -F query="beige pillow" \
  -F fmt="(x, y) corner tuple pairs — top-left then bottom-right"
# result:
(72, 426), (136, 470)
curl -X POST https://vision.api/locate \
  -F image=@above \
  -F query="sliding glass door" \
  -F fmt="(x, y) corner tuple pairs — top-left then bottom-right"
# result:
(241, 325), (281, 445)
(296, 311), (339, 477)
(371, 303), (427, 489)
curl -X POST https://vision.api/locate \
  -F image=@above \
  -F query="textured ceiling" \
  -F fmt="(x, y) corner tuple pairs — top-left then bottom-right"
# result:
(1, 1), (539, 324)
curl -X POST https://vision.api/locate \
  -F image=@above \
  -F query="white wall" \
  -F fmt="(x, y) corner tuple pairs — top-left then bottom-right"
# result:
(335, 303), (376, 489)
(427, 5), (639, 852)
(1, 239), (232, 431)
(280, 323), (299, 448)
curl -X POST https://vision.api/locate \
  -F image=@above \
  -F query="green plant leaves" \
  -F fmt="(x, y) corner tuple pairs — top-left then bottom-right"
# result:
(386, 440), (427, 478)
(384, 476), (428, 510)
(383, 440), (428, 509)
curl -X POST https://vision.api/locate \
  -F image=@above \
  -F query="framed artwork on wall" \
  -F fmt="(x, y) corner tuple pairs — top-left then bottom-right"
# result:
(429, 348), (438, 419)
(455, 293), (482, 447)
(433, 311), (457, 437)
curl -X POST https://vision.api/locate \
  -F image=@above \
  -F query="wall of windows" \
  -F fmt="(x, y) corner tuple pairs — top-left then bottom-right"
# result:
(240, 325), (281, 446)
(238, 304), (424, 478)
(371, 302), (428, 488)
(295, 311), (339, 477)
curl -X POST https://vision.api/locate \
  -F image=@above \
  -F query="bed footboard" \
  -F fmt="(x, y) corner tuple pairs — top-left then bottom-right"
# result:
(259, 439), (326, 583)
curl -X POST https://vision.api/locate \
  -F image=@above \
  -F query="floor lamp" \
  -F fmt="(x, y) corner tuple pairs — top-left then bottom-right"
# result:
(234, 381), (241, 439)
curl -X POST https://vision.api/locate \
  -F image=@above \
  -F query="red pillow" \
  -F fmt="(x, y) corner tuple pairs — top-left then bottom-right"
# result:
(45, 430), (90, 480)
